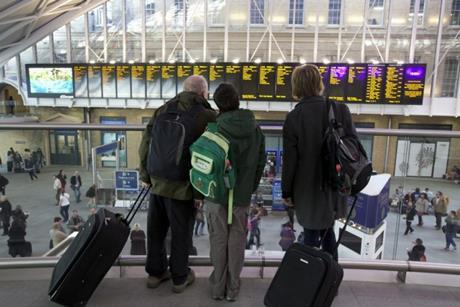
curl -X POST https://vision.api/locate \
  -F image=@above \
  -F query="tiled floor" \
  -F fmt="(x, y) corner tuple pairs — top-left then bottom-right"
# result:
(0, 278), (459, 307)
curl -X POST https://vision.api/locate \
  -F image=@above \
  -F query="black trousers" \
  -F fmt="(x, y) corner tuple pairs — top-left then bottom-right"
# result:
(1, 216), (10, 235)
(435, 213), (442, 228)
(145, 194), (194, 285)
(7, 161), (13, 172)
(404, 221), (414, 235)
(303, 227), (338, 261)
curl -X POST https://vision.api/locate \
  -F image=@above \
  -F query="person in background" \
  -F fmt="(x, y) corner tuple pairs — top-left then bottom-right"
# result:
(6, 96), (15, 115)
(56, 170), (67, 192)
(85, 184), (97, 208)
(411, 187), (421, 204)
(282, 64), (357, 261)
(424, 188), (434, 203)
(12, 205), (28, 223)
(247, 207), (261, 249)
(88, 207), (97, 219)
(0, 195), (12, 236)
(49, 216), (66, 249)
(0, 173), (8, 195)
(70, 171), (82, 203)
(130, 223), (147, 255)
(279, 222), (296, 251)
(434, 191), (449, 230)
(23, 149), (38, 181)
(59, 190), (71, 223)
(49, 221), (68, 248)
(68, 209), (84, 233)
(53, 175), (62, 206)
(8, 215), (26, 243)
(404, 203), (416, 235)
(194, 202), (205, 236)
(407, 238), (426, 261)
(415, 193), (429, 226)
(6, 149), (14, 173)
(36, 148), (45, 168)
(444, 211), (458, 251)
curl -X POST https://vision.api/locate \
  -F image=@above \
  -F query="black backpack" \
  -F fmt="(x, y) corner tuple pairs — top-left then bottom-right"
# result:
(147, 98), (205, 181)
(322, 100), (372, 196)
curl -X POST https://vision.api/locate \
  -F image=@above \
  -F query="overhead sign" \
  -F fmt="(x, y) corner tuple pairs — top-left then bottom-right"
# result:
(115, 170), (139, 191)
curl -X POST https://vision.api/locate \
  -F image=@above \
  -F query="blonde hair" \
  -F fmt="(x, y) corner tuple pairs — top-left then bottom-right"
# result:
(291, 64), (324, 100)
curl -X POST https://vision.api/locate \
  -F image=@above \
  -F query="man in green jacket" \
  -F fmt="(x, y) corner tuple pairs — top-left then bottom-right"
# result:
(206, 83), (265, 302)
(139, 75), (216, 293)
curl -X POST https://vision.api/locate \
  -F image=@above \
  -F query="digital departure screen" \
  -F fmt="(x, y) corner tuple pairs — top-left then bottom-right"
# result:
(27, 63), (426, 104)
(131, 65), (146, 98)
(347, 64), (367, 103)
(241, 64), (259, 100)
(259, 64), (276, 100)
(176, 64), (193, 93)
(328, 65), (348, 102)
(161, 64), (176, 99)
(73, 65), (88, 98)
(402, 64), (426, 105)
(88, 64), (102, 98)
(276, 64), (294, 100)
(209, 64), (225, 99)
(365, 64), (385, 103)
(102, 65), (116, 98)
(225, 64), (242, 96)
(146, 64), (161, 99)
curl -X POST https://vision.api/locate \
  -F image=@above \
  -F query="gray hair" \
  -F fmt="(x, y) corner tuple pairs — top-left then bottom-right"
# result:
(183, 75), (208, 95)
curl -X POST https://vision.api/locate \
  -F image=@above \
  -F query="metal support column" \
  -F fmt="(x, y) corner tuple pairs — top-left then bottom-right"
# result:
(268, 0), (273, 62)
(49, 34), (54, 63)
(430, 0), (446, 104)
(141, 0), (146, 62)
(246, 0), (251, 61)
(15, 55), (21, 87)
(182, 0), (187, 61)
(162, 0), (167, 61)
(361, 0), (369, 63)
(384, 0), (392, 62)
(66, 23), (72, 63)
(203, 0), (208, 61)
(84, 13), (90, 62)
(337, 0), (344, 61)
(32, 44), (38, 63)
(383, 116), (392, 173)
(290, 0), (296, 62)
(409, 0), (421, 63)
(85, 108), (92, 171)
(103, 2), (108, 62)
(313, 0), (320, 62)
(224, 0), (229, 61)
(122, 0), (127, 62)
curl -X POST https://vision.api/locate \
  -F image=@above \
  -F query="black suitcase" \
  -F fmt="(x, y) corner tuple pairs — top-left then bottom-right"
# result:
(48, 187), (150, 306)
(8, 240), (32, 257)
(264, 196), (358, 307)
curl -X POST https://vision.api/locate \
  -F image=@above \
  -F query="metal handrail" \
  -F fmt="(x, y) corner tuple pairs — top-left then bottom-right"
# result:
(0, 123), (459, 138)
(1, 256), (460, 275)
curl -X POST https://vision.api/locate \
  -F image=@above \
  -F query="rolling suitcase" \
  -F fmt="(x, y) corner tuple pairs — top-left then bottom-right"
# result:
(48, 187), (150, 306)
(264, 196), (358, 307)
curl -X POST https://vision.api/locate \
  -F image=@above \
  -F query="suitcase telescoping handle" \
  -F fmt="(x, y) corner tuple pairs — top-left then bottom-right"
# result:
(334, 195), (358, 251)
(125, 186), (151, 225)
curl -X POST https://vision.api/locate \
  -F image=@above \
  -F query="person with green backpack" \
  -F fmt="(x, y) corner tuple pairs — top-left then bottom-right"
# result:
(190, 83), (265, 302)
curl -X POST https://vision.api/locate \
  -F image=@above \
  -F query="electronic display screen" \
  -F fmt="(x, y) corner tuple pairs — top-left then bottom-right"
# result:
(209, 64), (225, 99)
(27, 66), (74, 98)
(225, 64), (242, 97)
(131, 65), (146, 98)
(328, 65), (348, 102)
(316, 64), (331, 93)
(102, 65), (116, 98)
(176, 64), (193, 93)
(402, 64), (426, 105)
(73, 65), (88, 98)
(116, 65), (131, 98)
(193, 64), (209, 79)
(88, 65), (102, 98)
(340, 228), (362, 254)
(259, 64), (276, 100)
(241, 63), (259, 100)
(146, 64), (161, 99)
(275, 64), (294, 100)
(161, 64), (176, 99)
(347, 64), (367, 103)
(365, 64), (385, 103)
(375, 231), (384, 253)
(384, 64), (404, 104)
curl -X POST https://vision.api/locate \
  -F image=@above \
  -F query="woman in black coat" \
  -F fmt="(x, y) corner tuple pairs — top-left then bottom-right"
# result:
(130, 223), (146, 255)
(282, 64), (357, 260)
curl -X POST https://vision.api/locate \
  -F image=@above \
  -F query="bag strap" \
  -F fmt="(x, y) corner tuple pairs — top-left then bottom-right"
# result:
(227, 189), (234, 225)
(126, 186), (151, 225)
(335, 195), (358, 250)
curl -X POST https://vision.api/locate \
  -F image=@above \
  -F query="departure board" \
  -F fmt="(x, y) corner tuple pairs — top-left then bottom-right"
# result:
(131, 65), (146, 98)
(276, 64), (294, 100)
(241, 64), (258, 100)
(259, 64), (276, 100)
(162, 65), (176, 99)
(402, 64), (426, 105)
(384, 64), (404, 104)
(328, 65), (348, 102)
(225, 64), (242, 96)
(146, 64), (161, 99)
(102, 65), (116, 98)
(116, 65), (131, 98)
(88, 64), (102, 98)
(176, 64), (193, 93)
(73, 65), (88, 98)
(347, 64), (367, 103)
(193, 64), (209, 80)
(316, 64), (331, 93)
(365, 64), (385, 103)
(209, 64), (225, 99)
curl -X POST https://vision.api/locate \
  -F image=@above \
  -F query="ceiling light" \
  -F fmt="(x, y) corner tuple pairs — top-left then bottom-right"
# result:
(232, 58), (240, 64)
(254, 58), (262, 64)
(277, 58), (284, 64)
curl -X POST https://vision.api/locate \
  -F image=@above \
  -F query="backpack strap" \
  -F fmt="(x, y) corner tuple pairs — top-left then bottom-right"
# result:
(228, 189), (234, 225)
(207, 122), (218, 133)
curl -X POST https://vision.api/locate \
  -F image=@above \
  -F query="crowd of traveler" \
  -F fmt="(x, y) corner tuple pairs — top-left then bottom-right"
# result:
(6, 147), (44, 175)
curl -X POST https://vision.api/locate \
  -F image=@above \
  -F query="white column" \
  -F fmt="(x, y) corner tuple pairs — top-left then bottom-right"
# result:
(141, 0), (146, 62)
(246, 0), (251, 61)
(182, 0), (187, 61)
(384, 0), (392, 62)
(431, 0), (445, 100)
(224, 0), (229, 61)
(290, 0), (296, 62)
(337, 0), (344, 61)
(409, 0), (421, 63)
(268, 0), (273, 62)
(162, 0), (167, 61)
(361, 0), (369, 62)
(313, 0), (320, 62)
(203, 0), (208, 61)
(66, 23), (72, 63)
(103, 2), (108, 62)
(49, 34), (55, 64)
(122, 0), (127, 62)
(84, 13), (90, 62)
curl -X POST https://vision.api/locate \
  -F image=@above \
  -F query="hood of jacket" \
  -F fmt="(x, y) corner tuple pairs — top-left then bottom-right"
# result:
(216, 109), (257, 140)
(176, 91), (213, 110)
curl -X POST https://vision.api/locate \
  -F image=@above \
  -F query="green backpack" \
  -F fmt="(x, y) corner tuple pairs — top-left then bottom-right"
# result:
(190, 123), (236, 224)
